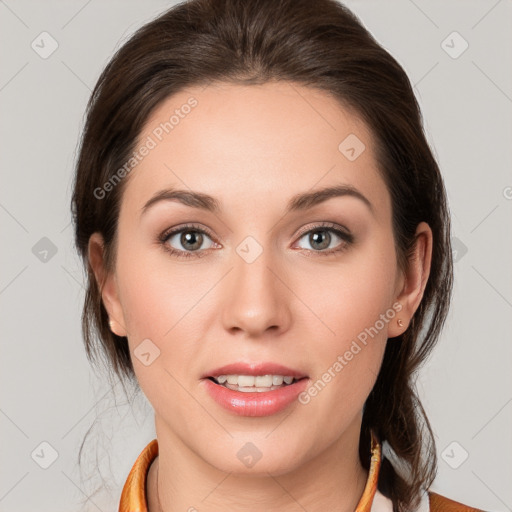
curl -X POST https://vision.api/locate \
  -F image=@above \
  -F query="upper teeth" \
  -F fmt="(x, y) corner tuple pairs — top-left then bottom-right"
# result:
(215, 375), (296, 387)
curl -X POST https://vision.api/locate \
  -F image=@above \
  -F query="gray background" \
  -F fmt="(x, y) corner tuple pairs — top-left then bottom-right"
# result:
(0, 1), (511, 511)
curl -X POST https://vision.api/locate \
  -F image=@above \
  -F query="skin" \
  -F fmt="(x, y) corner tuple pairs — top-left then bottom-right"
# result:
(89, 81), (432, 512)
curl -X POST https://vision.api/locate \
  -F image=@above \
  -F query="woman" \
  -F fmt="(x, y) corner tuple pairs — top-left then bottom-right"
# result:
(71, 0), (485, 510)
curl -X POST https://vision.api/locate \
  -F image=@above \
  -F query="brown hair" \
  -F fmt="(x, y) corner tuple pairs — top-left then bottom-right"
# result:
(71, 0), (453, 509)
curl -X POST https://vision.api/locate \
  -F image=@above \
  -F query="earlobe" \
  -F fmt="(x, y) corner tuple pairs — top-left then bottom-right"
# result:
(108, 318), (126, 337)
(388, 222), (433, 338)
(87, 233), (128, 337)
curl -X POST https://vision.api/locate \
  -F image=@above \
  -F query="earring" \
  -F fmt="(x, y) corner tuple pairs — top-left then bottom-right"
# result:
(109, 319), (115, 332)
(397, 318), (404, 328)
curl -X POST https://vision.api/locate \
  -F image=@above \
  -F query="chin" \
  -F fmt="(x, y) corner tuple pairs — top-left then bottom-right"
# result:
(198, 436), (310, 477)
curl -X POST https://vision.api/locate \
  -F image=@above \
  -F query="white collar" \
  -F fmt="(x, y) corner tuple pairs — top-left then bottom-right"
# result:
(370, 488), (430, 511)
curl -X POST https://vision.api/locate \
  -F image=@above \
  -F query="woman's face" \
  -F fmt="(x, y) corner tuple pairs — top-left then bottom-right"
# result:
(92, 81), (419, 475)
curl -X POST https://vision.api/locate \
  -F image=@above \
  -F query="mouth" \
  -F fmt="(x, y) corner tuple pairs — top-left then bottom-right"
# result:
(202, 373), (309, 417)
(207, 374), (308, 393)
(202, 362), (308, 393)
(201, 368), (310, 417)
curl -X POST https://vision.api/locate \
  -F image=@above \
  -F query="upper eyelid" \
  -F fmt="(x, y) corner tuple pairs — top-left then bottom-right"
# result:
(295, 221), (351, 238)
(160, 223), (215, 240)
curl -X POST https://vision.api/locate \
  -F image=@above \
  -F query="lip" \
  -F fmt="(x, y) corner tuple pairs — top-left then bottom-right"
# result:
(201, 377), (310, 417)
(202, 362), (308, 379)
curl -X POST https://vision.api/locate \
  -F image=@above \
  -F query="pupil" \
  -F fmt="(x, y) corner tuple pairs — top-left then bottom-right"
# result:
(310, 230), (330, 250)
(182, 231), (202, 250)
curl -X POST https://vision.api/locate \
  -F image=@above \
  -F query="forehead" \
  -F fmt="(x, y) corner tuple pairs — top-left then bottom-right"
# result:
(121, 81), (389, 219)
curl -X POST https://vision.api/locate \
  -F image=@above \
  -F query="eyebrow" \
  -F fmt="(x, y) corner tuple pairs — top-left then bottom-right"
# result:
(140, 184), (373, 217)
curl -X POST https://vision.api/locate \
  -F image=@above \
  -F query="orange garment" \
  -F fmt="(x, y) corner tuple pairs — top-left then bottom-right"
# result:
(118, 435), (483, 512)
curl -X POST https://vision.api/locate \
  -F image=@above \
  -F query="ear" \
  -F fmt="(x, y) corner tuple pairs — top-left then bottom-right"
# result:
(388, 221), (433, 338)
(87, 232), (128, 337)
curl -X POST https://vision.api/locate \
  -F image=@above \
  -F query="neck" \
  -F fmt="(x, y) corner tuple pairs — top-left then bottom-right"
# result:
(147, 416), (368, 512)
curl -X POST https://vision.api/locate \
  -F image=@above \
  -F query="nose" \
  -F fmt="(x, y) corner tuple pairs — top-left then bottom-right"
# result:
(221, 244), (292, 338)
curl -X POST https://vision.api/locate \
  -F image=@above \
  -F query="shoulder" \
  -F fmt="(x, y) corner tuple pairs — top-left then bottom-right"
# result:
(428, 491), (486, 512)
(371, 489), (484, 512)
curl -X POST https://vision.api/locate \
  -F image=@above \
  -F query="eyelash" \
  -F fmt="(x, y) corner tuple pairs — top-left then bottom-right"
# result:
(158, 222), (354, 259)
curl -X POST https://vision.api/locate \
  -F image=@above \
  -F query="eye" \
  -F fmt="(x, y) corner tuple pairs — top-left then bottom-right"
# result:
(159, 224), (218, 259)
(294, 222), (353, 256)
(158, 221), (353, 259)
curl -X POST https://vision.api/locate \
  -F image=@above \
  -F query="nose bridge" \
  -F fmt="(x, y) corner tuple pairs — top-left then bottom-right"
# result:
(221, 236), (291, 335)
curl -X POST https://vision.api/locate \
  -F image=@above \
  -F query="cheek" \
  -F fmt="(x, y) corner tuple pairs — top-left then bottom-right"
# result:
(115, 235), (201, 337)
(112, 247), (197, 400)
(294, 236), (398, 343)
(292, 236), (397, 400)
(115, 244), (204, 403)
